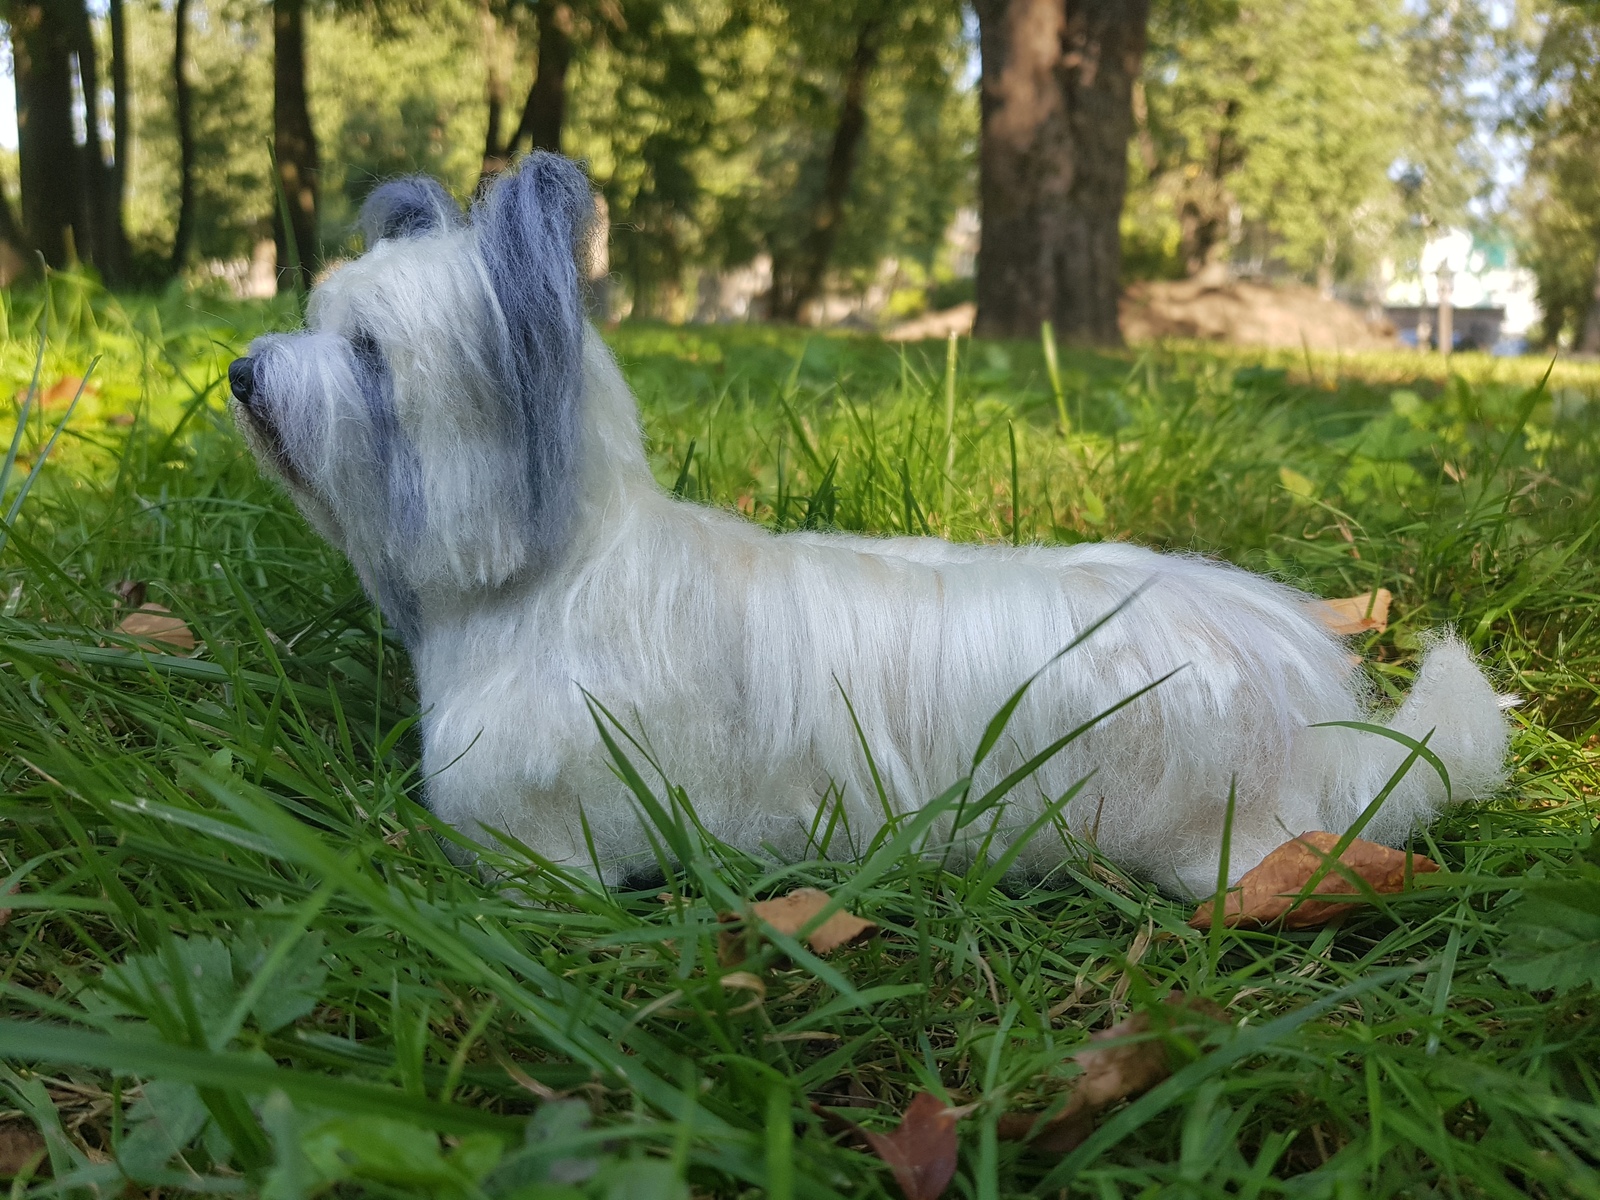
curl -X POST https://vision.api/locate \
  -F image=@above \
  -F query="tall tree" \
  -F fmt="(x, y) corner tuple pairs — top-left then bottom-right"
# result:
(1126, 0), (1439, 291)
(1509, 1), (1600, 346)
(66, 0), (128, 280)
(274, 0), (320, 293)
(764, 9), (884, 322)
(971, 0), (1150, 344)
(171, 0), (196, 272)
(9, 1), (83, 269)
(518, 1), (573, 155)
(479, 0), (514, 180)
(109, 0), (130, 229)
(0, 157), (30, 281)
(480, 0), (578, 189)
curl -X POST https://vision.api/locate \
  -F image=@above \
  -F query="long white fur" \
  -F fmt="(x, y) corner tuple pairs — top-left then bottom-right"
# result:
(237, 167), (1510, 898)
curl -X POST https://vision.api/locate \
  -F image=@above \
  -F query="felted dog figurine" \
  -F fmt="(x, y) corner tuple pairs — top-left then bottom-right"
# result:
(230, 153), (1509, 897)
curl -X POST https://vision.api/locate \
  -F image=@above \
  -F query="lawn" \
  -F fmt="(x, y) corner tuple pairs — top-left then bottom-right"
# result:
(0, 274), (1597, 1198)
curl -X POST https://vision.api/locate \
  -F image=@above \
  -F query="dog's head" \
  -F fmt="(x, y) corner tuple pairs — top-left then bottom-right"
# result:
(230, 153), (595, 640)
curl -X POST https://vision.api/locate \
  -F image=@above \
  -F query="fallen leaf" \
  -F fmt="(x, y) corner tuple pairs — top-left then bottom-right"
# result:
(719, 887), (876, 963)
(1314, 588), (1392, 636)
(818, 1092), (959, 1200)
(0, 1122), (47, 1177)
(1188, 830), (1439, 931)
(116, 603), (197, 652)
(865, 1093), (960, 1200)
(998, 994), (1225, 1153)
(39, 376), (93, 408)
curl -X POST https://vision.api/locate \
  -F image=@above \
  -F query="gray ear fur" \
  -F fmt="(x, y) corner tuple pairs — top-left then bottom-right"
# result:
(360, 176), (463, 246)
(473, 153), (595, 570)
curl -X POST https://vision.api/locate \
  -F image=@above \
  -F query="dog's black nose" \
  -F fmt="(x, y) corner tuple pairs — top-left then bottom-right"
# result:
(228, 356), (256, 403)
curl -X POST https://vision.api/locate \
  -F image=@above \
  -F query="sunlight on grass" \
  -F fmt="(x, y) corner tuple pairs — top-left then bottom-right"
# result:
(0, 276), (1596, 1197)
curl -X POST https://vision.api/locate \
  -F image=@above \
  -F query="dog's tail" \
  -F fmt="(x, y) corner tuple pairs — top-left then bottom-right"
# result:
(1331, 636), (1512, 846)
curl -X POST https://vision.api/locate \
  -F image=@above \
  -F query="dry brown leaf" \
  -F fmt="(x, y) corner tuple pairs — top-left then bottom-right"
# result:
(719, 887), (876, 963)
(40, 376), (92, 408)
(818, 1092), (959, 1200)
(998, 994), (1225, 1153)
(1314, 588), (1392, 636)
(1188, 830), (1439, 931)
(864, 1093), (960, 1200)
(116, 603), (197, 652)
(0, 1122), (47, 1177)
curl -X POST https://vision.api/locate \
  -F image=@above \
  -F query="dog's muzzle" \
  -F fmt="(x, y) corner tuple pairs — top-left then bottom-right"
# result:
(229, 354), (304, 487)
(228, 356), (257, 404)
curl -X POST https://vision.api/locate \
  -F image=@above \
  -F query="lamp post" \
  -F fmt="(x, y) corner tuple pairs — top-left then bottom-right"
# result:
(1437, 264), (1453, 355)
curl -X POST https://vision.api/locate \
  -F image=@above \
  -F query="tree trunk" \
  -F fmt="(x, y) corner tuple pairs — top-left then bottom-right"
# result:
(972, 0), (1150, 344)
(110, 0), (129, 216)
(0, 158), (31, 284)
(273, 0), (320, 294)
(478, 0), (511, 184)
(1580, 248), (1600, 354)
(765, 16), (882, 323)
(66, 0), (127, 282)
(511, 1), (573, 156)
(171, 0), (196, 274)
(10, 1), (83, 269)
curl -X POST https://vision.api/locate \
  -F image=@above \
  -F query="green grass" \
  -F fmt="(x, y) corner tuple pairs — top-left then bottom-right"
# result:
(0, 274), (1597, 1199)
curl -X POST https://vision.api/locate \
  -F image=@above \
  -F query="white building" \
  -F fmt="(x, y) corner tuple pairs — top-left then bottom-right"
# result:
(1381, 227), (1540, 352)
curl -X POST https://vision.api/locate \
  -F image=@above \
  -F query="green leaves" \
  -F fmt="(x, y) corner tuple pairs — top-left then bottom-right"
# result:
(1497, 889), (1600, 993)
(89, 928), (330, 1046)
(1497, 837), (1600, 994)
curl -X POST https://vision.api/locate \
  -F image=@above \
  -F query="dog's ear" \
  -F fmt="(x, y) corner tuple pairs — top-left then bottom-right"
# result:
(473, 152), (595, 568)
(360, 176), (463, 246)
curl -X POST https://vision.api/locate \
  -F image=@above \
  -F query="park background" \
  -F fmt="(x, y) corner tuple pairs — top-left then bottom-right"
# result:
(0, 3), (1598, 1199)
(2, 0), (1600, 350)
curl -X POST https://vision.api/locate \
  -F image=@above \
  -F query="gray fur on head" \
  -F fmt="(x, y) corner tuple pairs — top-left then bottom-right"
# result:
(475, 152), (595, 582)
(234, 155), (596, 640)
(359, 176), (463, 245)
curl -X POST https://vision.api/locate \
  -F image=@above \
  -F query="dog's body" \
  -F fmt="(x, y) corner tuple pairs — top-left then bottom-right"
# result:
(233, 155), (1510, 896)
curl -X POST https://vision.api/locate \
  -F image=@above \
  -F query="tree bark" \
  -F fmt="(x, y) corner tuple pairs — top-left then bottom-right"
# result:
(972, 0), (1150, 344)
(1580, 248), (1600, 354)
(110, 0), (129, 216)
(273, 0), (320, 294)
(0, 157), (31, 284)
(765, 16), (882, 323)
(171, 0), (196, 273)
(66, 0), (127, 281)
(10, 1), (83, 269)
(511, 1), (573, 156)
(478, 0), (511, 184)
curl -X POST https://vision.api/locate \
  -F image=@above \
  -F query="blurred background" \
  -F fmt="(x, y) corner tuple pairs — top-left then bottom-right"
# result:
(1, 0), (1597, 354)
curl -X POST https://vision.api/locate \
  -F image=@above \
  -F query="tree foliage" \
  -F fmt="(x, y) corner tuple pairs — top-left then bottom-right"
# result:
(1513, 2), (1600, 346)
(87, 0), (970, 315)
(0, 0), (1579, 322)
(1127, 0), (1483, 292)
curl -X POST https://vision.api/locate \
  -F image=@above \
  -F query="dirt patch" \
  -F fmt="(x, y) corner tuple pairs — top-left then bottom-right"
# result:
(883, 303), (976, 343)
(1120, 278), (1397, 350)
(884, 280), (1398, 350)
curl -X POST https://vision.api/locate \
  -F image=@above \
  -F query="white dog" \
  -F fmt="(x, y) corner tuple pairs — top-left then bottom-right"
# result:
(230, 154), (1509, 897)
